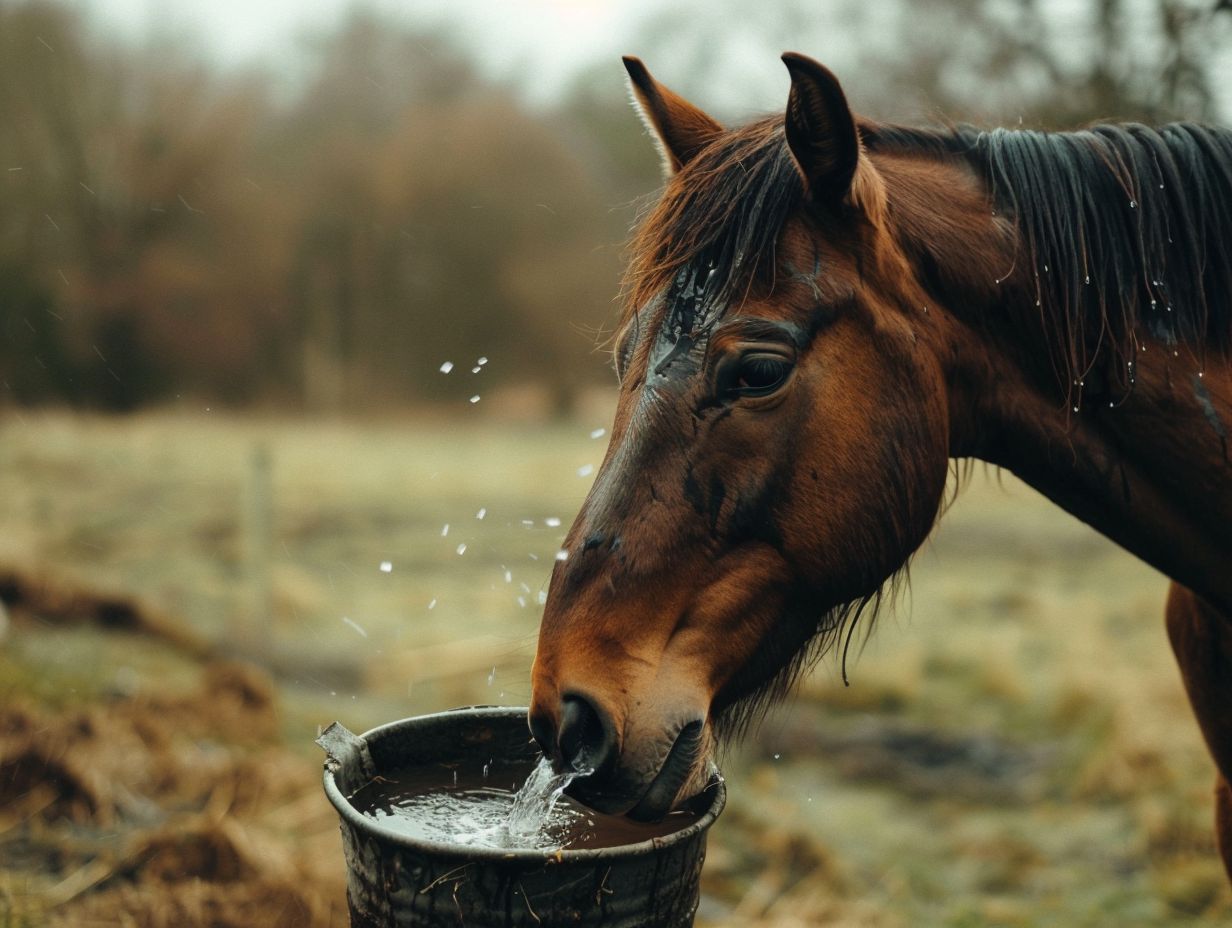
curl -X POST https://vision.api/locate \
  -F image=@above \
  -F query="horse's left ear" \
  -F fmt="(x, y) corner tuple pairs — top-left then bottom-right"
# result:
(781, 53), (861, 206)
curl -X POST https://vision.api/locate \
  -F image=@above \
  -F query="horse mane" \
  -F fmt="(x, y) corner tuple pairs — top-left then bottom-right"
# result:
(627, 114), (1232, 397)
(624, 116), (805, 320)
(865, 120), (1232, 394)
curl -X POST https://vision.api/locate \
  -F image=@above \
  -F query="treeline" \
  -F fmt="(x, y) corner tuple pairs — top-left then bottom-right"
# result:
(0, 4), (657, 412)
(1, 0), (1227, 412)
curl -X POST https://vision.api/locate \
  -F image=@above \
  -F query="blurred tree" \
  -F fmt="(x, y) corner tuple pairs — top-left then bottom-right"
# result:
(625, 0), (1231, 127)
(279, 11), (622, 413)
(2, 0), (1228, 414)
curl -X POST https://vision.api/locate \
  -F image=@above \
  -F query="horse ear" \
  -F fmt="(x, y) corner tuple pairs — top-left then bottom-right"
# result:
(622, 56), (723, 176)
(781, 53), (860, 205)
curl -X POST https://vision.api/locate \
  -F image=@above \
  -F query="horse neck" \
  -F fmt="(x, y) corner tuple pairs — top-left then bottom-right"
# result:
(877, 151), (1232, 610)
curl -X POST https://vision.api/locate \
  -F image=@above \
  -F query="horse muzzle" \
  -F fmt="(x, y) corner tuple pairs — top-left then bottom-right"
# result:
(528, 687), (712, 821)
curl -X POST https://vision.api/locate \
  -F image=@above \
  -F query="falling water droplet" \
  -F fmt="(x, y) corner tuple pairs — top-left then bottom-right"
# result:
(456, 543), (468, 555)
(517, 596), (527, 608)
(589, 427), (606, 439)
(555, 549), (569, 562)
(379, 561), (392, 573)
(439, 361), (454, 374)
(428, 598), (438, 610)
(544, 517), (561, 528)
(577, 464), (594, 478)
(537, 590), (547, 605)
(476, 507), (487, 520)
(471, 366), (481, 374)
(341, 616), (368, 638)
(487, 666), (496, 685)
(469, 395), (481, 404)
(442, 523), (450, 537)
(477, 356), (489, 366)
(504, 569), (513, 583)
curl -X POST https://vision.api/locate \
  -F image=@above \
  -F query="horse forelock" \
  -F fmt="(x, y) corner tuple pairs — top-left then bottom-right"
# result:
(623, 116), (806, 329)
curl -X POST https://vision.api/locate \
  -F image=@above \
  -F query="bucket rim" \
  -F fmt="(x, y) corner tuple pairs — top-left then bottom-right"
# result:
(322, 705), (726, 863)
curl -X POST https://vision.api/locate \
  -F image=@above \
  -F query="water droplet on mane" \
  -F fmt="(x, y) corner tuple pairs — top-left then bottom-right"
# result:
(1129, 199), (1137, 208)
(555, 549), (569, 562)
(1084, 275), (1091, 284)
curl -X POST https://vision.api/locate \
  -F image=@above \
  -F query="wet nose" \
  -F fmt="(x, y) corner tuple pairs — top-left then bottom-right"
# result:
(530, 693), (616, 774)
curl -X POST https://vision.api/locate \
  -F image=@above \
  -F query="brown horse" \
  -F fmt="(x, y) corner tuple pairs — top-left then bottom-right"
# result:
(528, 53), (1232, 879)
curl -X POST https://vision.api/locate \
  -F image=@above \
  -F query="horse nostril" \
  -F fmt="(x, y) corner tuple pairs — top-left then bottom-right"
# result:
(558, 693), (614, 774)
(528, 707), (557, 759)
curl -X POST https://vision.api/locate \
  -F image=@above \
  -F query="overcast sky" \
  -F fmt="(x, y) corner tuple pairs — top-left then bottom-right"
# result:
(83, 0), (695, 100)
(78, 0), (1232, 119)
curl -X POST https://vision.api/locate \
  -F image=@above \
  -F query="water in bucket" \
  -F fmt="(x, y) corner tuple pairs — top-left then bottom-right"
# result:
(351, 754), (698, 850)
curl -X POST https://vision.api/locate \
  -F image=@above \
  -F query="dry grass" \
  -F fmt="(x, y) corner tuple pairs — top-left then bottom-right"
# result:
(0, 409), (1228, 926)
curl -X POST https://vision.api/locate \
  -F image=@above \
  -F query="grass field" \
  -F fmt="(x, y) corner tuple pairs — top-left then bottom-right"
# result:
(0, 408), (1228, 926)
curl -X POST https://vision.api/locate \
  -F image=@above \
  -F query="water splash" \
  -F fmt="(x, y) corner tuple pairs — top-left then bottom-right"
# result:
(506, 757), (589, 845)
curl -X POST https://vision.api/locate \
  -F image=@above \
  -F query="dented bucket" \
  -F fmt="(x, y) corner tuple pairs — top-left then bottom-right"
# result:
(320, 706), (724, 928)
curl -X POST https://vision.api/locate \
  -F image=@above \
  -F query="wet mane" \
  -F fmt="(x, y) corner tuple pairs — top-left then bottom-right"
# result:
(624, 116), (805, 319)
(866, 120), (1232, 391)
(628, 115), (1232, 395)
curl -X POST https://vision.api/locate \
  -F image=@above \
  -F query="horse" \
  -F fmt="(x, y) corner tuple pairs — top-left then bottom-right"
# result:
(527, 52), (1232, 881)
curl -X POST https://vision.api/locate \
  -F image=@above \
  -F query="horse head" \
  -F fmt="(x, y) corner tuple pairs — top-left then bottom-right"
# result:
(529, 54), (964, 819)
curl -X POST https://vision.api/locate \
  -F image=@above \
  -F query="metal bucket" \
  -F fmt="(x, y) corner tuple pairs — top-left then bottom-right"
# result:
(320, 707), (725, 928)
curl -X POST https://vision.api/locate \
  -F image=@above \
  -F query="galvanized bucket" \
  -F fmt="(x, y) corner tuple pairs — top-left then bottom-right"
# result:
(320, 706), (725, 928)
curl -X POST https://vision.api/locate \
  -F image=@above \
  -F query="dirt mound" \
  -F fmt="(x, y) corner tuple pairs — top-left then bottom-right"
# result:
(0, 660), (345, 927)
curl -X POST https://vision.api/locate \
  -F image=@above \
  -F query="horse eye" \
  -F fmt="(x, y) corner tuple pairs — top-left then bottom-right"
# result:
(733, 353), (793, 397)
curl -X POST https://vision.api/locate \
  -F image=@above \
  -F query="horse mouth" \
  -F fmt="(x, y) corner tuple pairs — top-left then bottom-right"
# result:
(567, 720), (707, 822)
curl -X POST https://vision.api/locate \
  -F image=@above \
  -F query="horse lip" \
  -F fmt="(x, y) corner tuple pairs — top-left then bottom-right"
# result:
(564, 719), (707, 819)
(627, 720), (705, 822)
